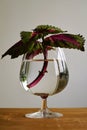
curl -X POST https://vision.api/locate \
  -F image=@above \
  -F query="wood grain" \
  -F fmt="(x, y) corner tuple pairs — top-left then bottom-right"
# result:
(0, 108), (87, 130)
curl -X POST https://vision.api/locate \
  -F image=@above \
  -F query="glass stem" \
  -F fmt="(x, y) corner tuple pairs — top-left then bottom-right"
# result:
(40, 98), (48, 117)
(41, 98), (47, 111)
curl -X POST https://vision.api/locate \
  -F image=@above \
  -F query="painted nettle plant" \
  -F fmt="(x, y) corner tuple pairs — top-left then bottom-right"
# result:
(2, 25), (85, 88)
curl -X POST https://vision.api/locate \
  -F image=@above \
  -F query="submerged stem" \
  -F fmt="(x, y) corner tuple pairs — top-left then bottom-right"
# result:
(27, 48), (48, 88)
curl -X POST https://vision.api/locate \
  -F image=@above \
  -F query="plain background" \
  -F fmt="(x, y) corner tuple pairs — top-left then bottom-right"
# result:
(0, 0), (87, 108)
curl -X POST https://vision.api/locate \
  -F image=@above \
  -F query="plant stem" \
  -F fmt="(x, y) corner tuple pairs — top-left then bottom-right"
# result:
(27, 48), (48, 88)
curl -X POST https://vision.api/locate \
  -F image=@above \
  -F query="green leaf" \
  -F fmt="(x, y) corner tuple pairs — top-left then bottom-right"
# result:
(33, 25), (66, 37)
(20, 31), (32, 43)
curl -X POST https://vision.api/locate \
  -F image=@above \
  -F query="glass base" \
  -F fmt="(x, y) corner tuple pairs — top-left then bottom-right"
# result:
(25, 108), (63, 118)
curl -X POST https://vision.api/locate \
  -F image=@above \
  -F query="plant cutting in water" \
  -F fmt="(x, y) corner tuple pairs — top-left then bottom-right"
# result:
(2, 25), (85, 88)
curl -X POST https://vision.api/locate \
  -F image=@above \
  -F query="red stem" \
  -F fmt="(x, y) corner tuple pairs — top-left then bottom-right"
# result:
(27, 49), (48, 88)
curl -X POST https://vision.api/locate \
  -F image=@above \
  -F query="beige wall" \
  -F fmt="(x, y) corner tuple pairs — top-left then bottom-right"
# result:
(0, 0), (87, 108)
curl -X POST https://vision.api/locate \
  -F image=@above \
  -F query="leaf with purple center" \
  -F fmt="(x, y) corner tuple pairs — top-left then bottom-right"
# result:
(44, 33), (85, 51)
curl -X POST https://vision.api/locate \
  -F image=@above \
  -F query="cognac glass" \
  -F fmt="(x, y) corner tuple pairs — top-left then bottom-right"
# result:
(20, 47), (69, 118)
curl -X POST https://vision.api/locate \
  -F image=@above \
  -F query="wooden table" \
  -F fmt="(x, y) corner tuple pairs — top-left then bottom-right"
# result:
(0, 108), (87, 130)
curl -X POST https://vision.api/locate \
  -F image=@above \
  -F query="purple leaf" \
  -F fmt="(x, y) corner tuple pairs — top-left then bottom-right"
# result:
(1, 40), (25, 58)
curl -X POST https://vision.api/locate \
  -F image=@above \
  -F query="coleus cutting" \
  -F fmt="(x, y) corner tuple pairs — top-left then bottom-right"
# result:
(2, 25), (85, 88)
